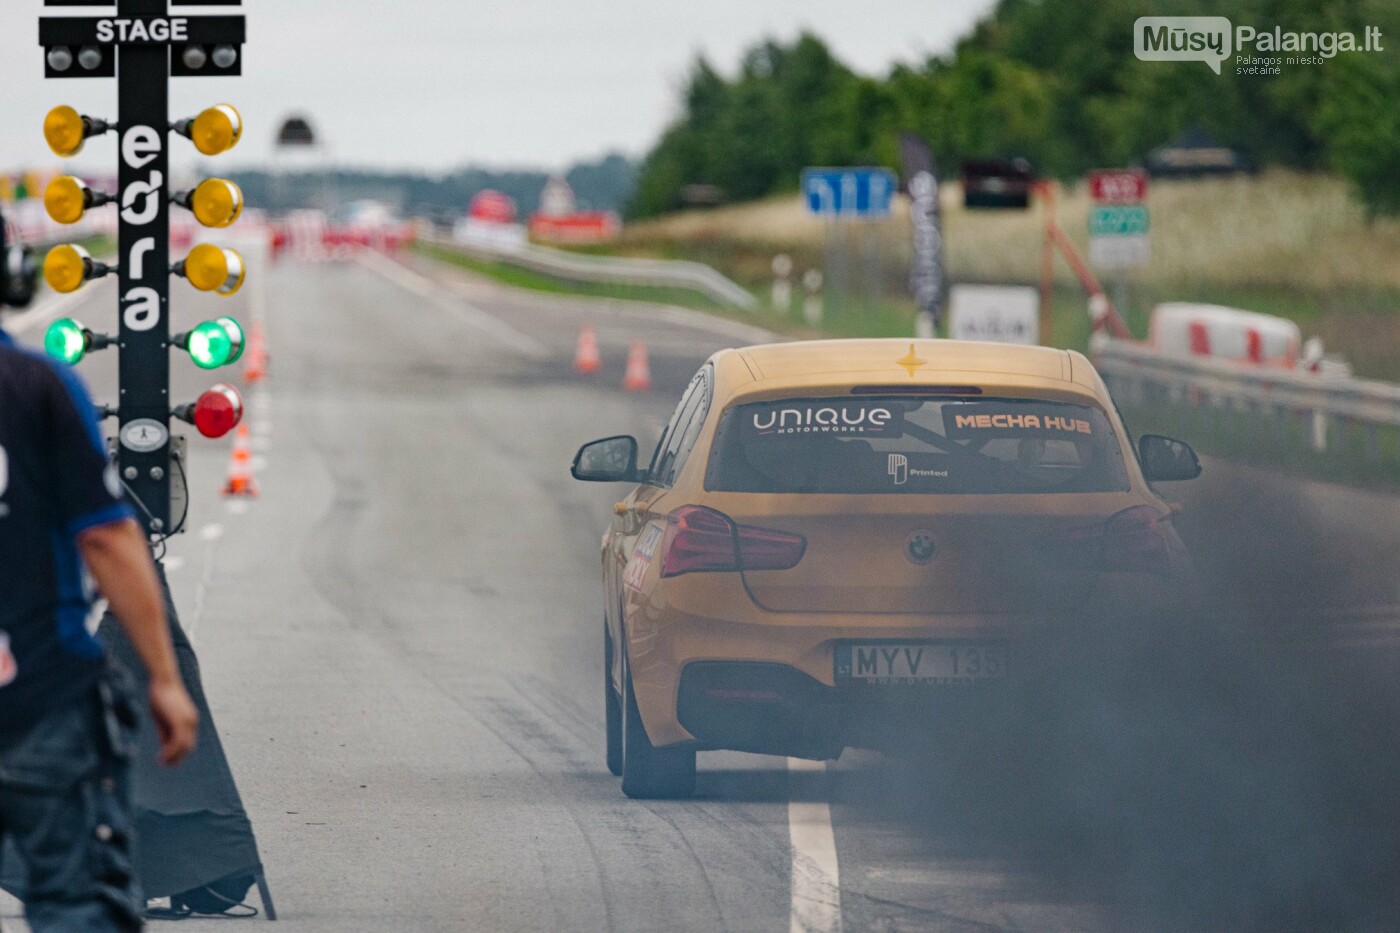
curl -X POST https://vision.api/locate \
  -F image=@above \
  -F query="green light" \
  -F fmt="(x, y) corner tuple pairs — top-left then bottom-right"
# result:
(44, 317), (88, 365)
(215, 316), (245, 364)
(186, 319), (235, 369)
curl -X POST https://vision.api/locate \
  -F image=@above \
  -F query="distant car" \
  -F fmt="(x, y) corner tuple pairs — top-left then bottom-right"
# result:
(573, 339), (1200, 798)
(325, 200), (416, 251)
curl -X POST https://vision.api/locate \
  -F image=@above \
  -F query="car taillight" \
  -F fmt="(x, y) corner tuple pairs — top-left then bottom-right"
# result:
(661, 506), (736, 576)
(1053, 506), (1173, 575)
(660, 505), (806, 578)
(737, 524), (808, 572)
(1100, 506), (1173, 574)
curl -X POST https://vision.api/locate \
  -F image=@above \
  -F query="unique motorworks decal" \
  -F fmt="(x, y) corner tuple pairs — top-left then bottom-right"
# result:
(746, 402), (902, 438)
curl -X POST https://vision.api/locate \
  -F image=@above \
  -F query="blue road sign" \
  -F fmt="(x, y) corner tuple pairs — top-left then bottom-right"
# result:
(802, 167), (896, 218)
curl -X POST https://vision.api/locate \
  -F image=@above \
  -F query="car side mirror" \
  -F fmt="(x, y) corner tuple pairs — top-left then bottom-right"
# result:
(571, 435), (642, 483)
(1139, 435), (1202, 482)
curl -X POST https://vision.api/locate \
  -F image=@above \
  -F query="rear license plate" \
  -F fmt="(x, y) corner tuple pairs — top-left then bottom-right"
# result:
(835, 642), (1007, 685)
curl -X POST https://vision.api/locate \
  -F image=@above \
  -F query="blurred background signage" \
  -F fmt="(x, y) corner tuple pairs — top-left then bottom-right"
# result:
(961, 158), (1035, 210)
(948, 284), (1039, 345)
(1088, 168), (1150, 269)
(801, 167), (896, 218)
(898, 133), (944, 336)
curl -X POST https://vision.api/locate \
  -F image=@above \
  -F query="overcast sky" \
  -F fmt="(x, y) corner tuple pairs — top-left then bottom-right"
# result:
(1, 0), (995, 177)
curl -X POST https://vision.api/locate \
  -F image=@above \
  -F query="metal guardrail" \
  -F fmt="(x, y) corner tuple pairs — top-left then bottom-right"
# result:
(425, 233), (758, 311)
(1093, 338), (1400, 456)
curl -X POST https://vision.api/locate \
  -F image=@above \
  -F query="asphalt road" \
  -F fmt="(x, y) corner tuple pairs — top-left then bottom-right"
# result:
(3, 249), (1398, 932)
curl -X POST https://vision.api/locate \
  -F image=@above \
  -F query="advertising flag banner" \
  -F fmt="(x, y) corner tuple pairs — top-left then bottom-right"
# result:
(899, 133), (944, 334)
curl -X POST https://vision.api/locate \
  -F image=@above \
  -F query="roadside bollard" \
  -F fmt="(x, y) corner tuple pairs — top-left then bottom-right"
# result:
(802, 269), (823, 326)
(771, 254), (793, 313)
(1310, 409), (1328, 453)
(915, 312), (936, 339)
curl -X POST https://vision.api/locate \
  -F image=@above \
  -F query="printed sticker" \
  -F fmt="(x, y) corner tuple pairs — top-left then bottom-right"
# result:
(887, 454), (950, 485)
(888, 454), (908, 485)
(623, 525), (665, 592)
(635, 524), (664, 560)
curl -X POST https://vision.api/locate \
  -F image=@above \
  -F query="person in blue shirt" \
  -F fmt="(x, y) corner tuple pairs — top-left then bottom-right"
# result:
(0, 320), (199, 931)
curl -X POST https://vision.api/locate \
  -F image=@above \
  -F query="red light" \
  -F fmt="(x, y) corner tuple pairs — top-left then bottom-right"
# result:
(192, 383), (243, 438)
(660, 505), (806, 578)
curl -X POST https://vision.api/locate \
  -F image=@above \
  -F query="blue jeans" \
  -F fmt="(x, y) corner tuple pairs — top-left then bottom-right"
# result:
(0, 674), (143, 932)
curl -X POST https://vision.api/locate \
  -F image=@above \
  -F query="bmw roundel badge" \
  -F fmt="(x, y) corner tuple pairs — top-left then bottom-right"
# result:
(905, 531), (936, 564)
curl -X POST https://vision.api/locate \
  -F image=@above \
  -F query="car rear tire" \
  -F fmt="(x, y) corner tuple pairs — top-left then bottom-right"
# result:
(605, 629), (623, 777)
(620, 649), (696, 799)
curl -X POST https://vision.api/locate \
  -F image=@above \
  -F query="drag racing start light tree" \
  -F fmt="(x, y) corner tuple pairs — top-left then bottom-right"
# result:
(39, 0), (247, 535)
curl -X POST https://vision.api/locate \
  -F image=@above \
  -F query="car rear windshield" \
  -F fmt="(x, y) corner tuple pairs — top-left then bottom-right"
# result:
(705, 396), (1130, 494)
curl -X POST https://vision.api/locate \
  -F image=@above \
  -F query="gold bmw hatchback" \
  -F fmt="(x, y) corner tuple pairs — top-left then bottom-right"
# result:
(573, 339), (1199, 798)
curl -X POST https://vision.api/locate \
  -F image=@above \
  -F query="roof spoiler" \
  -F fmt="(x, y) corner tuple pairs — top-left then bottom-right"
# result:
(848, 385), (984, 396)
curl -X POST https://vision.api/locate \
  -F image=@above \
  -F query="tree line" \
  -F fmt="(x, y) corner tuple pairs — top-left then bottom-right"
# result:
(231, 153), (637, 221)
(629, 0), (1399, 217)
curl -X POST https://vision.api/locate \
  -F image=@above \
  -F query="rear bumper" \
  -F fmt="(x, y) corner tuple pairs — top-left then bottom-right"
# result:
(626, 571), (1193, 749)
(627, 604), (1027, 749)
(676, 661), (1008, 759)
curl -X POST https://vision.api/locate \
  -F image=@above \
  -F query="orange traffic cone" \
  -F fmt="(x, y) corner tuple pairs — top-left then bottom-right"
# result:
(574, 324), (602, 375)
(222, 423), (259, 497)
(244, 322), (267, 384)
(621, 340), (652, 392)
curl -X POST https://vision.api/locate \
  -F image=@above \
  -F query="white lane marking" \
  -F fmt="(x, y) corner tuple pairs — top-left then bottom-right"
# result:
(788, 758), (842, 933)
(163, 556), (186, 573)
(356, 250), (549, 359)
(188, 523), (225, 643)
(225, 499), (251, 516)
